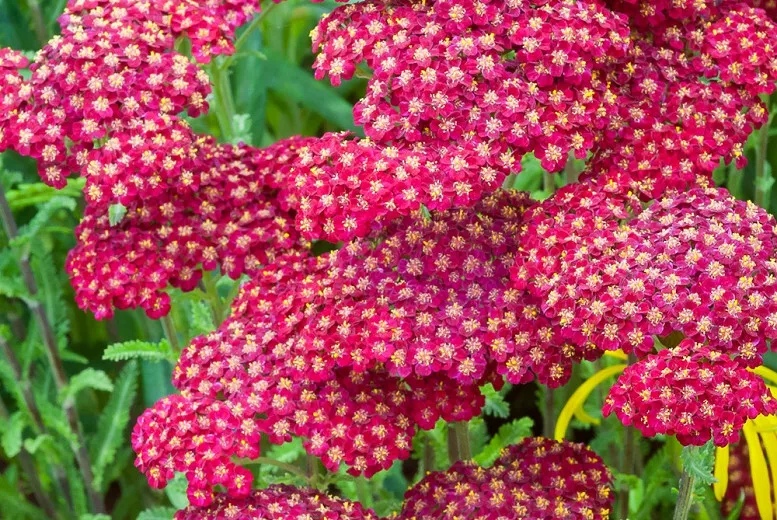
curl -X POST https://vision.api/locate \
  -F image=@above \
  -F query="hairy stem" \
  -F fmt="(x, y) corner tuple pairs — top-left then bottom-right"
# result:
(0, 398), (58, 518)
(423, 436), (434, 474)
(0, 185), (105, 514)
(672, 469), (696, 520)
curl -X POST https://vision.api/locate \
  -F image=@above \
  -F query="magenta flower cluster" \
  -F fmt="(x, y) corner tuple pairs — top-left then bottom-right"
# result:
(1, 0), (777, 515)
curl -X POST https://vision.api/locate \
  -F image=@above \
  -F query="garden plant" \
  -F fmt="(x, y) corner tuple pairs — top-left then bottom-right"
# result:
(1, 0), (777, 518)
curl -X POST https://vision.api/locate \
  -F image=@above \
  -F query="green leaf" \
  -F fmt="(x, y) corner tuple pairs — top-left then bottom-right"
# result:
(681, 442), (717, 487)
(31, 251), (70, 350)
(23, 434), (52, 455)
(473, 417), (534, 467)
(37, 397), (78, 446)
(103, 339), (172, 362)
(137, 507), (177, 520)
(262, 50), (360, 134)
(61, 368), (114, 402)
(10, 196), (76, 248)
(189, 301), (215, 336)
(80, 515), (112, 520)
(0, 474), (46, 520)
(164, 473), (189, 509)
(481, 383), (510, 418)
(108, 203), (127, 227)
(1, 412), (24, 457)
(64, 460), (89, 516)
(89, 361), (139, 491)
(6, 178), (85, 212)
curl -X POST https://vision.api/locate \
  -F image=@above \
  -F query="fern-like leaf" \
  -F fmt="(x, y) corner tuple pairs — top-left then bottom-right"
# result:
(89, 361), (139, 491)
(1, 411), (24, 457)
(103, 340), (172, 363)
(10, 196), (76, 248)
(473, 417), (534, 467)
(137, 507), (177, 520)
(61, 368), (114, 402)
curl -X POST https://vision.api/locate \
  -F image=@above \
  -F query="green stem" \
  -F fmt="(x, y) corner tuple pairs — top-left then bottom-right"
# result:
(221, 1), (280, 70)
(543, 387), (555, 438)
(355, 477), (371, 507)
(25, 0), (48, 46)
(160, 314), (180, 356)
(618, 426), (636, 519)
(210, 64), (236, 142)
(0, 184), (104, 514)
(755, 107), (774, 210)
(0, 398), (58, 518)
(672, 469), (696, 520)
(202, 270), (226, 324)
(307, 454), (322, 488)
(448, 422), (472, 462)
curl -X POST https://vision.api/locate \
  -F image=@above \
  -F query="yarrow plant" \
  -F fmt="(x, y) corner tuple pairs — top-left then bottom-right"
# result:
(0, 0), (777, 518)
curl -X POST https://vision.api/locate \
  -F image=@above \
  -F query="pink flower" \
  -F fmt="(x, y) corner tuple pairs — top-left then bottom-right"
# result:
(398, 437), (614, 519)
(603, 343), (777, 446)
(174, 484), (380, 519)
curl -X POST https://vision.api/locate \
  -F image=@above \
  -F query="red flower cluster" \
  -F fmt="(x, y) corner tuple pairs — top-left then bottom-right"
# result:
(132, 395), (257, 506)
(0, 49), (29, 151)
(603, 343), (777, 446)
(398, 437), (613, 519)
(66, 137), (307, 319)
(588, 4), (777, 197)
(175, 485), (380, 520)
(515, 181), (777, 364)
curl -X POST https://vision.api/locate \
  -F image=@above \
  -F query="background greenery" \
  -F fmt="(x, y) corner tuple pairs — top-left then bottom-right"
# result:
(0, 0), (776, 518)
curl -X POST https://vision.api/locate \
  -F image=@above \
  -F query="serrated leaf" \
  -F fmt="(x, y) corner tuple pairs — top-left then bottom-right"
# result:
(64, 460), (88, 516)
(80, 514), (112, 520)
(1, 412), (24, 457)
(481, 383), (510, 418)
(31, 251), (70, 350)
(89, 361), (139, 491)
(61, 368), (114, 402)
(189, 301), (215, 336)
(108, 203), (127, 227)
(473, 417), (534, 467)
(23, 434), (52, 455)
(6, 178), (85, 211)
(10, 196), (76, 248)
(37, 397), (79, 446)
(164, 473), (189, 509)
(137, 507), (177, 520)
(681, 442), (717, 487)
(103, 339), (172, 362)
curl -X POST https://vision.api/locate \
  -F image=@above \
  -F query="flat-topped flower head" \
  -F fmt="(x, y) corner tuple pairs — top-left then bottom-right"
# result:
(66, 137), (304, 319)
(603, 343), (777, 446)
(397, 437), (614, 519)
(175, 485), (381, 520)
(131, 395), (259, 507)
(6, 0), (210, 188)
(514, 182), (777, 364)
